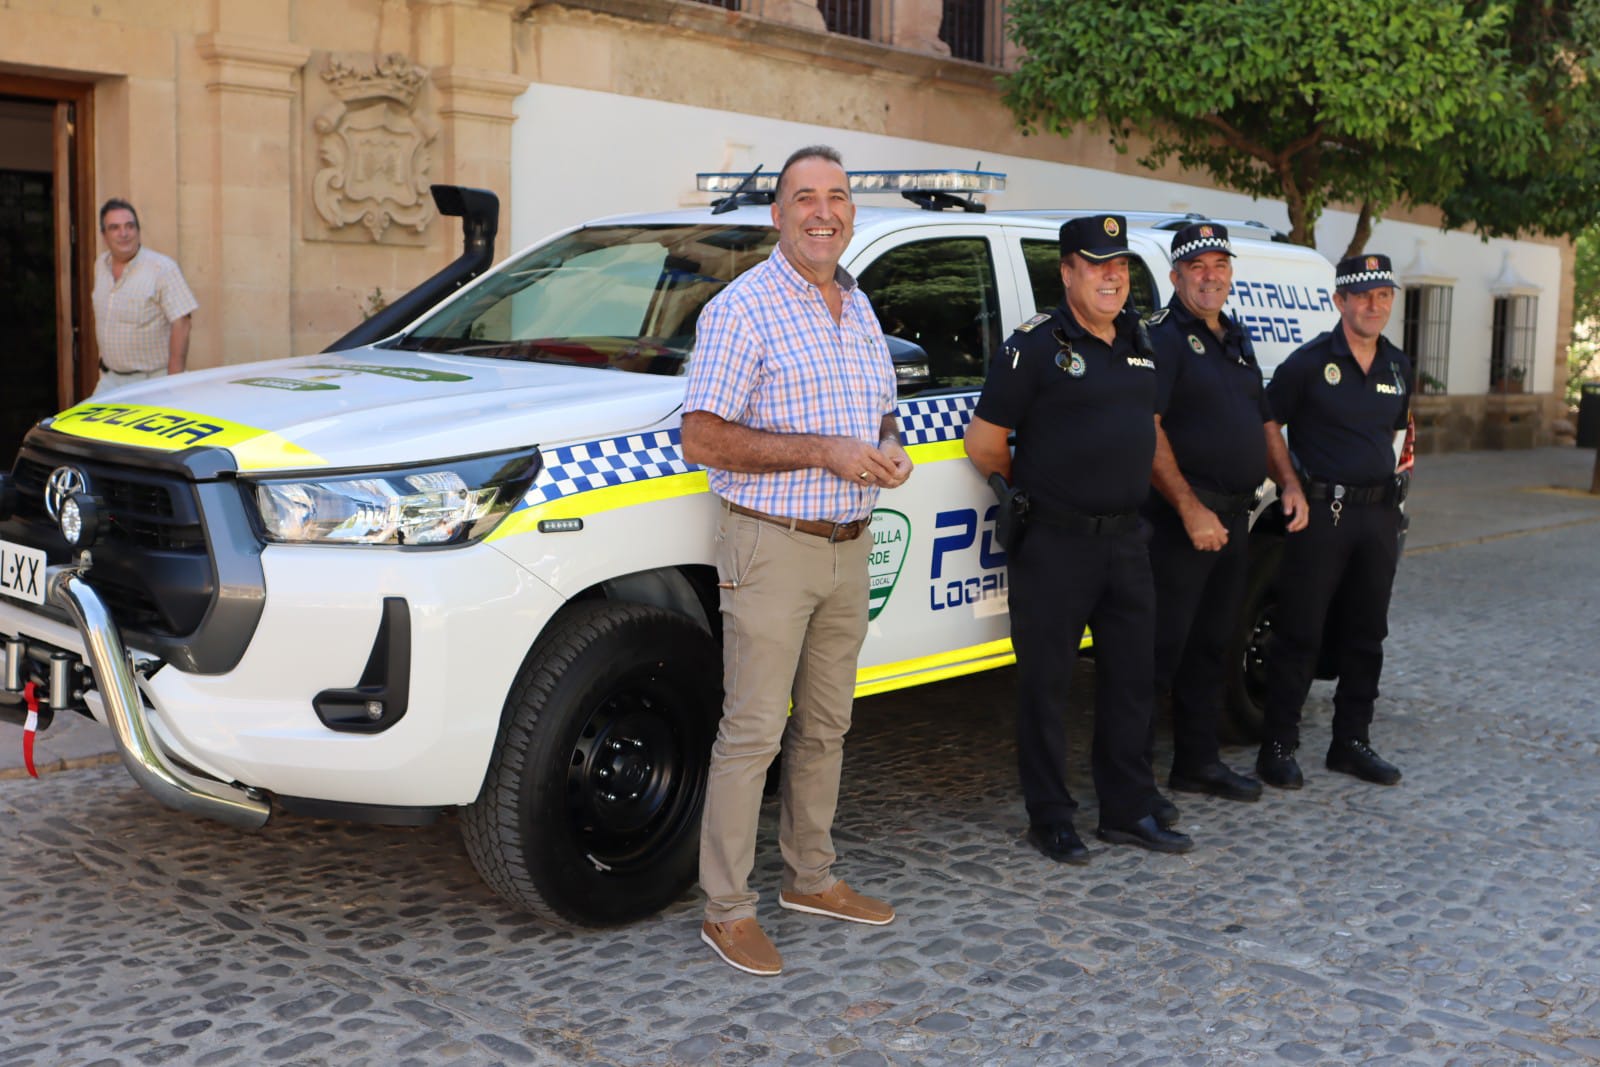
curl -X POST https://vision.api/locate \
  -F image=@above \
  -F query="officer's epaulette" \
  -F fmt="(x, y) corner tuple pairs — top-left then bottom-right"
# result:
(1013, 312), (1052, 334)
(1143, 307), (1170, 326)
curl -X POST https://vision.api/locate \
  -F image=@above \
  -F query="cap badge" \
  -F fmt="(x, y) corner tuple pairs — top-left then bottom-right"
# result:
(1199, 225), (1214, 238)
(1365, 256), (1380, 272)
(1188, 334), (1205, 354)
(1103, 217), (1120, 237)
(1324, 362), (1342, 386)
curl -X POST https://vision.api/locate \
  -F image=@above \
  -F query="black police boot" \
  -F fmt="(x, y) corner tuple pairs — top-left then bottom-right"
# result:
(1168, 761), (1264, 802)
(1095, 815), (1195, 854)
(1325, 737), (1402, 785)
(1152, 791), (1181, 828)
(1025, 821), (1091, 865)
(1255, 740), (1304, 790)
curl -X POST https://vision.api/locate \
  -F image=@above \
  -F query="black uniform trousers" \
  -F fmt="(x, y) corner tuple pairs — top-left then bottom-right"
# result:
(1261, 499), (1402, 746)
(1147, 501), (1251, 771)
(1007, 521), (1158, 828)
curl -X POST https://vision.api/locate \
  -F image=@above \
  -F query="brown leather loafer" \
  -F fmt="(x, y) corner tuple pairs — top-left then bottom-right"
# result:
(778, 880), (896, 925)
(701, 918), (782, 976)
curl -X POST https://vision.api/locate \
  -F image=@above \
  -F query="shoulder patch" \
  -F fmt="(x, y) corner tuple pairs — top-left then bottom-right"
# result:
(1144, 307), (1170, 326)
(1014, 312), (1053, 334)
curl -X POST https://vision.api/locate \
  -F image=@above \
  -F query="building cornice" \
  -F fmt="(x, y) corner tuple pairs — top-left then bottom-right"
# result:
(196, 34), (311, 98)
(518, 0), (1004, 90)
(432, 66), (533, 123)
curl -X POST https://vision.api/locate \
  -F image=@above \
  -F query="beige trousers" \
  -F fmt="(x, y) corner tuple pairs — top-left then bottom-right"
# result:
(699, 504), (870, 922)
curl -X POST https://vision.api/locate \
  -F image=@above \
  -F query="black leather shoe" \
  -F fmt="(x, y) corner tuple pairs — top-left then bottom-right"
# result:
(1256, 740), (1304, 790)
(1152, 791), (1181, 829)
(1169, 761), (1264, 802)
(1025, 822), (1091, 865)
(1326, 738), (1402, 785)
(1095, 814), (1194, 854)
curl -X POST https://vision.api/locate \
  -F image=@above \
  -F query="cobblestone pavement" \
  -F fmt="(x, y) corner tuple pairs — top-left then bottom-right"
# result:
(3, 473), (1600, 1065)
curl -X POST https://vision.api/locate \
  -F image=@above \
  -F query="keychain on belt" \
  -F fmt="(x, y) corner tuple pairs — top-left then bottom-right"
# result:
(1330, 484), (1344, 528)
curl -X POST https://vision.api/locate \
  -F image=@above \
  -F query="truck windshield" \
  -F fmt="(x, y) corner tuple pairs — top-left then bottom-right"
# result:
(389, 223), (779, 374)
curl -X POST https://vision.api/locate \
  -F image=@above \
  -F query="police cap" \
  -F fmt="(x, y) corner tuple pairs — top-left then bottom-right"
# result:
(1060, 214), (1133, 262)
(1334, 253), (1400, 293)
(1169, 221), (1235, 263)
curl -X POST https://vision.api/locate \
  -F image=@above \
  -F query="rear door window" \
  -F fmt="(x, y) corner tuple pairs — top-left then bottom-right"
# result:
(855, 235), (1003, 391)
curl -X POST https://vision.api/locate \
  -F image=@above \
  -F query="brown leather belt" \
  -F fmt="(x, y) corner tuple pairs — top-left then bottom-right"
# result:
(726, 502), (869, 542)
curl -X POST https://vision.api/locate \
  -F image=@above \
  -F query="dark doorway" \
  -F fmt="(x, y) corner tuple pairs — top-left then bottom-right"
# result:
(0, 79), (94, 469)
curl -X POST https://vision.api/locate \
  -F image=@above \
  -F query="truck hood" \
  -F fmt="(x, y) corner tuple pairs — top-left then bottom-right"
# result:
(43, 348), (686, 473)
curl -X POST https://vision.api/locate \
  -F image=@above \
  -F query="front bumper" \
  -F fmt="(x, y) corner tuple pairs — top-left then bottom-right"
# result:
(2, 541), (565, 817)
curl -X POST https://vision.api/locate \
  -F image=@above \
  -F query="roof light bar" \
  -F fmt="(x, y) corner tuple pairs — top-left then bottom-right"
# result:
(696, 169), (1006, 195)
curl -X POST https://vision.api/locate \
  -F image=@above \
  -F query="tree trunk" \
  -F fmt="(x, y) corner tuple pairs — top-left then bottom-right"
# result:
(1342, 201), (1376, 260)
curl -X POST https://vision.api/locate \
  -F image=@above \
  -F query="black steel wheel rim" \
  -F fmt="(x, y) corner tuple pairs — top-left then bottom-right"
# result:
(563, 664), (708, 873)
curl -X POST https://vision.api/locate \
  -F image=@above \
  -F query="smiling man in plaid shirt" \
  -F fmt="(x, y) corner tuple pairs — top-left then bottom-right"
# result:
(91, 198), (198, 395)
(682, 145), (912, 977)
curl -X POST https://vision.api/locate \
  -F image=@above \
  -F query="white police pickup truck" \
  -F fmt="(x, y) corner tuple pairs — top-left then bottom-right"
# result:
(0, 173), (1340, 926)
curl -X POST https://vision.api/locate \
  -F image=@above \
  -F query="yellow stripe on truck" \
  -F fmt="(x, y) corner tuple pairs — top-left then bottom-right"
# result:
(49, 402), (326, 470)
(487, 438), (960, 544)
(851, 627), (1093, 698)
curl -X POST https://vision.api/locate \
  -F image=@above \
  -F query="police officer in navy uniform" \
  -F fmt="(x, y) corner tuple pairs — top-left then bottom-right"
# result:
(1145, 222), (1309, 803)
(965, 214), (1193, 863)
(1256, 253), (1414, 789)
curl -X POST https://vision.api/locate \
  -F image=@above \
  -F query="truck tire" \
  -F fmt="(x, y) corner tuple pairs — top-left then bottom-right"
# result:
(1220, 535), (1283, 744)
(462, 600), (720, 927)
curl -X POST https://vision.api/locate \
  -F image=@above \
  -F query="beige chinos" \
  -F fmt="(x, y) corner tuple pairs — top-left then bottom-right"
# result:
(698, 506), (871, 923)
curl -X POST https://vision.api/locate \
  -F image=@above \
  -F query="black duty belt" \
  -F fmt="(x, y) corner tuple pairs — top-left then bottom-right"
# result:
(1029, 500), (1140, 536)
(1304, 480), (1398, 506)
(726, 502), (869, 542)
(1191, 486), (1257, 517)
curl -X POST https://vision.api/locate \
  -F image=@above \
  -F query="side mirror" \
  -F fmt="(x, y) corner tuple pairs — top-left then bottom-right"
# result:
(886, 335), (931, 396)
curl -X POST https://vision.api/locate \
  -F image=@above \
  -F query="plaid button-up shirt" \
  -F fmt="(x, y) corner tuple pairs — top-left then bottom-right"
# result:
(92, 248), (199, 373)
(684, 246), (896, 523)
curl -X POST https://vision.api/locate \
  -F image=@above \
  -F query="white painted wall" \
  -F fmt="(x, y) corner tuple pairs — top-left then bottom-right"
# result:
(511, 83), (1564, 394)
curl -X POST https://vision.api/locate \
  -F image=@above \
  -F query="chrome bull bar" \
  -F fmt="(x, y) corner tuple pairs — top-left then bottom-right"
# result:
(47, 566), (270, 830)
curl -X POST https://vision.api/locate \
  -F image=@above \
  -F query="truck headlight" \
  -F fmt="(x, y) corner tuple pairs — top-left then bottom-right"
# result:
(247, 447), (541, 546)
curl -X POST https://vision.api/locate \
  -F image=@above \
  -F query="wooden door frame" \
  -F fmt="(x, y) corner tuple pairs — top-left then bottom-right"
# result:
(0, 73), (96, 408)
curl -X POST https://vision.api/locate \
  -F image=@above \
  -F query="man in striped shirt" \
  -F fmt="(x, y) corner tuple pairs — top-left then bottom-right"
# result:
(683, 145), (912, 977)
(91, 198), (198, 395)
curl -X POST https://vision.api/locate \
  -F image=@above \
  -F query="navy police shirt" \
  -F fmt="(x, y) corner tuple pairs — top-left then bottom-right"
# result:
(1266, 327), (1413, 487)
(1148, 297), (1272, 495)
(974, 302), (1158, 516)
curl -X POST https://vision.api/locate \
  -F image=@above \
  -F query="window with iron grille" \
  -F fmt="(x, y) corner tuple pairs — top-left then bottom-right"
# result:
(1401, 284), (1452, 394)
(940, 0), (999, 63)
(1489, 294), (1536, 393)
(819, 0), (870, 39)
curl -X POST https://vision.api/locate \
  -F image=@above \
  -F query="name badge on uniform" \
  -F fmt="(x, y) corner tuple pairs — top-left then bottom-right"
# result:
(1055, 348), (1086, 377)
(1324, 363), (1342, 385)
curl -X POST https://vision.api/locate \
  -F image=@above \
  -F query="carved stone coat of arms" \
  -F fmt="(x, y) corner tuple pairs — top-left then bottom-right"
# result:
(309, 52), (438, 243)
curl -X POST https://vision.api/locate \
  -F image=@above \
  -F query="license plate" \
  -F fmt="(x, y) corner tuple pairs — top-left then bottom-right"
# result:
(0, 539), (47, 606)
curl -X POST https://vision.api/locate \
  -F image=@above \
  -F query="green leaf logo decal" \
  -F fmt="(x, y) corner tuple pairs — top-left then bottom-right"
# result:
(868, 508), (910, 621)
(301, 363), (472, 383)
(231, 377), (340, 391)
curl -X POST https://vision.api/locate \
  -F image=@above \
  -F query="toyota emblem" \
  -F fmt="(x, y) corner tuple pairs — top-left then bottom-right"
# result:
(44, 466), (89, 521)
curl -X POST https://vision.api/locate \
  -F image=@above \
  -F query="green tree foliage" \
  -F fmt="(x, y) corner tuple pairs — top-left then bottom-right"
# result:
(1437, 1), (1600, 240)
(1002, 0), (1598, 252)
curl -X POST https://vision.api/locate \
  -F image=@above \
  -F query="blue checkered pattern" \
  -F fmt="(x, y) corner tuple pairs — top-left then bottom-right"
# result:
(517, 393), (981, 510)
(897, 394), (978, 445)
(523, 429), (692, 507)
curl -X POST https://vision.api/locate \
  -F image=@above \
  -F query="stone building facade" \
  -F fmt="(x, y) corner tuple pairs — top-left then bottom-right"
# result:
(0, 0), (1575, 460)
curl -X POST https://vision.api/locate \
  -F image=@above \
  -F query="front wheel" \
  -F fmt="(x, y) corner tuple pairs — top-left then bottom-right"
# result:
(461, 600), (721, 927)
(1220, 536), (1282, 744)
